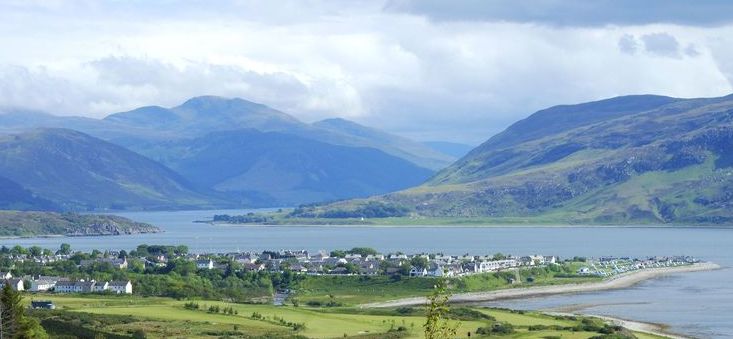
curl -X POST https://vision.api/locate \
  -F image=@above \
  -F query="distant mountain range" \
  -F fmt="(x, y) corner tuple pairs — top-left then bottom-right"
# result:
(0, 96), (453, 210)
(295, 94), (733, 225)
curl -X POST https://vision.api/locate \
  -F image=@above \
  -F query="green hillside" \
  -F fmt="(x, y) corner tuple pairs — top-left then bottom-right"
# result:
(0, 211), (160, 236)
(0, 128), (223, 211)
(293, 94), (733, 225)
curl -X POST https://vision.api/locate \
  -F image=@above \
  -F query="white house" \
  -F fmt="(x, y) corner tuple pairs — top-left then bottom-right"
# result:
(4, 279), (23, 291)
(30, 279), (57, 292)
(93, 281), (109, 292)
(55, 281), (95, 293)
(108, 281), (133, 294)
(196, 259), (214, 270)
(0, 272), (11, 279)
(409, 267), (427, 277)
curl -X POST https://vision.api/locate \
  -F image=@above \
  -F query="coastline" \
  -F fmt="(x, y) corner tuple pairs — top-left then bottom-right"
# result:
(590, 314), (691, 339)
(361, 262), (721, 308)
(210, 222), (733, 229)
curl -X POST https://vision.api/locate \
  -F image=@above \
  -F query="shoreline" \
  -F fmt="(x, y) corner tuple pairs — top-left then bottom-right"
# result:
(544, 311), (690, 339)
(590, 314), (691, 339)
(361, 262), (721, 308)
(211, 222), (733, 229)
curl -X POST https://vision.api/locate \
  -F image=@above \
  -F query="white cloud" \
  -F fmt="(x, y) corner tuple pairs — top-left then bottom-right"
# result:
(0, 2), (732, 143)
(641, 32), (682, 57)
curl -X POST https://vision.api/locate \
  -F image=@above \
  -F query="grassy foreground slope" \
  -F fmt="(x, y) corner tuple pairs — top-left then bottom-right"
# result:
(27, 295), (650, 339)
(291, 94), (733, 225)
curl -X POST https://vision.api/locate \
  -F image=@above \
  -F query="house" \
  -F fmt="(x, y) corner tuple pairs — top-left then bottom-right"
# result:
(244, 263), (266, 271)
(409, 266), (427, 277)
(31, 301), (56, 309)
(55, 281), (96, 293)
(196, 259), (214, 270)
(329, 267), (349, 275)
(93, 281), (109, 292)
(108, 281), (133, 294)
(577, 267), (591, 275)
(30, 278), (57, 292)
(0, 272), (12, 279)
(428, 264), (449, 277)
(4, 278), (23, 291)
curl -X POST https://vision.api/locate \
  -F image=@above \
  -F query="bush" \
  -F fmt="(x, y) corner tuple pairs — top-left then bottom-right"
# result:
(476, 322), (514, 336)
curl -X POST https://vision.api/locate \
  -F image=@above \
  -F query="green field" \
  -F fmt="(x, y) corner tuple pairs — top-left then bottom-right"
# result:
(292, 268), (601, 306)
(25, 294), (651, 339)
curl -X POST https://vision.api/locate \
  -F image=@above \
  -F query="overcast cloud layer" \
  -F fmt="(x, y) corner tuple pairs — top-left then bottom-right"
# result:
(1, 1), (733, 143)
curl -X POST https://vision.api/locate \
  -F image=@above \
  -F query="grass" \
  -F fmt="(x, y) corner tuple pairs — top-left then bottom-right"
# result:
(291, 266), (602, 307)
(26, 294), (664, 339)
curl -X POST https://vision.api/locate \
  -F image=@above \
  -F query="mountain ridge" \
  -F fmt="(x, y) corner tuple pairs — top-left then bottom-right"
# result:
(292, 93), (733, 225)
(0, 128), (224, 210)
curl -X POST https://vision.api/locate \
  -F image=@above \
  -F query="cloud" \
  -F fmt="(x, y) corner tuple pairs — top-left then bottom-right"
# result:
(641, 32), (681, 57)
(618, 34), (639, 54)
(684, 44), (701, 57)
(384, 0), (733, 27)
(0, 1), (732, 143)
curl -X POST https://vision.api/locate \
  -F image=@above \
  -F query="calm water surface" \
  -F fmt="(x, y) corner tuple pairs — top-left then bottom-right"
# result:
(3, 209), (731, 338)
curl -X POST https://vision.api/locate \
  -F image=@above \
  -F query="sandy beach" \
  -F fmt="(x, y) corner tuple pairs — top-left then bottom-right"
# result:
(362, 262), (720, 308)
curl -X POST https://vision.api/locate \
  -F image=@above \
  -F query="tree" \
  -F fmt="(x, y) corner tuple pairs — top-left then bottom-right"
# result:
(346, 247), (378, 257)
(410, 256), (429, 269)
(57, 243), (72, 255)
(329, 250), (346, 258)
(492, 252), (507, 260)
(27, 246), (43, 257)
(0, 282), (48, 338)
(423, 280), (459, 339)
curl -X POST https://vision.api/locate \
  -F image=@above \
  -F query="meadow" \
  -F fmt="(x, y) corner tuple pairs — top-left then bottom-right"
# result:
(24, 294), (661, 339)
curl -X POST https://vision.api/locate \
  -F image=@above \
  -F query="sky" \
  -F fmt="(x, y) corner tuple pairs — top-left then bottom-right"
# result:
(1, 1), (733, 144)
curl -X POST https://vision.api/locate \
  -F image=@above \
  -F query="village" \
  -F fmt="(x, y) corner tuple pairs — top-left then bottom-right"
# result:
(0, 244), (699, 298)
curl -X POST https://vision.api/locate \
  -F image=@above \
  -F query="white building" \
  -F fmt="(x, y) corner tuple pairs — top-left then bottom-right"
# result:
(108, 281), (133, 294)
(93, 281), (109, 292)
(196, 259), (214, 270)
(30, 279), (57, 292)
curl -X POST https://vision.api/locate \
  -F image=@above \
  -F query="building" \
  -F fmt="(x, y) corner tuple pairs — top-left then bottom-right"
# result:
(196, 259), (214, 269)
(55, 281), (96, 293)
(108, 281), (133, 294)
(409, 267), (427, 277)
(31, 301), (56, 309)
(93, 281), (109, 292)
(30, 278), (57, 292)
(4, 278), (23, 291)
(0, 272), (11, 279)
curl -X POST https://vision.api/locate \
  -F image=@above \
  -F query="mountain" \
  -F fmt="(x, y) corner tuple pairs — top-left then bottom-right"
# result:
(0, 176), (59, 211)
(105, 96), (304, 134)
(422, 141), (475, 158)
(312, 118), (454, 170)
(295, 94), (733, 225)
(0, 128), (222, 210)
(105, 96), (452, 170)
(156, 129), (434, 206)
